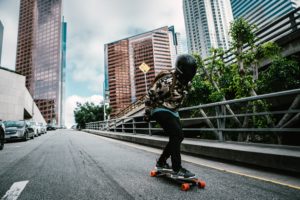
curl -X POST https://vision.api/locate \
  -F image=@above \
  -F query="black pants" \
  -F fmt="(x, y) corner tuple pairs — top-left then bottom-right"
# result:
(153, 111), (184, 171)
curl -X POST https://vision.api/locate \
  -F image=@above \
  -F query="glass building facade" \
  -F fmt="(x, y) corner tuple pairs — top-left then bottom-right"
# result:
(60, 20), (67, 127)
(16, 0), (65, 126)
(230, 0), (300, 28)
(104, 26), (181, 117)
(183, 0), (233, 58)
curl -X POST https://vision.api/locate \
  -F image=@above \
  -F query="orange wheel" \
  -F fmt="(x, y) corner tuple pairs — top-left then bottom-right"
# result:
(181, 183), (190, 191)
(198, 180), (206, 188)
(150, 170), (157, 177)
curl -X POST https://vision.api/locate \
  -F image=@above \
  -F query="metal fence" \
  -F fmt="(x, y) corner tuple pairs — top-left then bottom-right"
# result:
(109, 8), (300, 120)
(87, 9), (300, 145)
(86, 88), (300, 145)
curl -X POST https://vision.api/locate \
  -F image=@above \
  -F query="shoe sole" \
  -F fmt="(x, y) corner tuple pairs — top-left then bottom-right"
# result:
(155, 166), (173, 173)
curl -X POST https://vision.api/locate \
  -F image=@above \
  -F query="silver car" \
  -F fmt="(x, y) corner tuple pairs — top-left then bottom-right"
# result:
(4, 121), (34, 141)
(29, 121), (41, 137)
(39, 123), (47, 134)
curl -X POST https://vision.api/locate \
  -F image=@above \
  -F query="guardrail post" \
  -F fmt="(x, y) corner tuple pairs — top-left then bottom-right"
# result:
(148, 121), (152, 136)
(122, 119), (125, 133)
(114, 119), (116, 132)
(216, 105), (226, 141)
(133, 118), (136, 134)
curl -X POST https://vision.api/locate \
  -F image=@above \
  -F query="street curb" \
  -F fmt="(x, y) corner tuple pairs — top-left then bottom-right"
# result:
(83, 129), (300, 173)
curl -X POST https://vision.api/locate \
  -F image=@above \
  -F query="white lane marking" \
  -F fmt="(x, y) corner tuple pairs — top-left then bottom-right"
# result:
(1, 181), (29, 200)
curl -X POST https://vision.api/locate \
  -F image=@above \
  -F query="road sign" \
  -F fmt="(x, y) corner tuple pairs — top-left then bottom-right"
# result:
(139, 62), (150, 74)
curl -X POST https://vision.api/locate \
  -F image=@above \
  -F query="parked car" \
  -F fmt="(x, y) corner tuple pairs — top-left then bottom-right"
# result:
(0, 120), (5, 150)
(4, 120), (34, 141)
(29, 121), (42, 136)
(39, 123), (47, 134)
(46, 125), (56, 131)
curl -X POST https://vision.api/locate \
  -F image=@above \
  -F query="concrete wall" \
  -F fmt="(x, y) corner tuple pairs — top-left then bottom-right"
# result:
(0, 68), (46, 124)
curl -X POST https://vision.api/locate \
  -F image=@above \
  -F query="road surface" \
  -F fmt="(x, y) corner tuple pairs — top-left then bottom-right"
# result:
(0, 130), (299, 199)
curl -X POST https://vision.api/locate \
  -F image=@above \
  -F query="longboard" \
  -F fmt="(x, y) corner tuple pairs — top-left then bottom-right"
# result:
(150, 168), (206, 191)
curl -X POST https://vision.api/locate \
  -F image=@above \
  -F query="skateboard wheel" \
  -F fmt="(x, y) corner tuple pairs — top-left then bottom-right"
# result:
(198, 180), (206, 189)
(150, 170), (157, 177)
(181, 183), (190, 191)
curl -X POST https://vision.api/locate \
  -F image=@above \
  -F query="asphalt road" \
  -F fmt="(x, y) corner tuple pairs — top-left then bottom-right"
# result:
(0, 130), (300, 200)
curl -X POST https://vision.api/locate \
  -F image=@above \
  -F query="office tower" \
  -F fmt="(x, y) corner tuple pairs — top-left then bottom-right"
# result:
(104, 26), (181, 116)
(183, 0), (233, 58)
(168, 26), (183, 68)
(0, 20), (3, 65)
(16, 0), (65, 126)
(230, 0), (300, 28)
(60, 19), (67, 127)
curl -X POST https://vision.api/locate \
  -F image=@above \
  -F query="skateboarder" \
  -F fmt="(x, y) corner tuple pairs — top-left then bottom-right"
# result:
(144, 54), (197, 178)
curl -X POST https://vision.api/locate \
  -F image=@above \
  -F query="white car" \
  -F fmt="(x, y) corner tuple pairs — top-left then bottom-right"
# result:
(29, 121), (42, 136)
(39, 123), (47, 134)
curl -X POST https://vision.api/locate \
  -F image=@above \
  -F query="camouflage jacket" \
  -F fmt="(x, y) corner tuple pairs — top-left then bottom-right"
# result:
(144, 70), (190, 121)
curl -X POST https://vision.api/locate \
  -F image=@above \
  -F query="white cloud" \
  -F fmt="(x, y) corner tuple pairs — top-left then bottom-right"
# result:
(0, 0), (187, 103)
(65, 94), (103, 128)
(64, 0), (187, 94)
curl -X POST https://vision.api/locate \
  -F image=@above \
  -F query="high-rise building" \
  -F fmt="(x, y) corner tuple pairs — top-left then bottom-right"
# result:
(60, 19), (67, 127)
(183, 0), (233, 58)
(0, 20), (3, 65)
(16, 0), (65, 126)
(104, 26), (181, 116)
(168, 26), (183, 68)
(230, 0), (300, 28)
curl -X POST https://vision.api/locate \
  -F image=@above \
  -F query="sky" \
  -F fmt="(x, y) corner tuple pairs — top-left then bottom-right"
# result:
(0, 0), (187, 128)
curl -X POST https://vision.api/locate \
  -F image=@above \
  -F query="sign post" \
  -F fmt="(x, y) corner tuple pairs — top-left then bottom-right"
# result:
(139, 62), (150, 93)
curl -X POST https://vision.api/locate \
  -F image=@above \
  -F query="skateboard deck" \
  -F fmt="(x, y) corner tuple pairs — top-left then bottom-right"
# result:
(150, 168), (206, 191)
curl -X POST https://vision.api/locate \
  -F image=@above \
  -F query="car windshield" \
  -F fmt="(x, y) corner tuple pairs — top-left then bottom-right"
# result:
(30, 122), (36, 125)
(4, 121), (25, 128)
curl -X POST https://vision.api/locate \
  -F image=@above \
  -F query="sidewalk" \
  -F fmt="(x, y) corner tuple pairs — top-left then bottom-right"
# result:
(83, 129), (300, 173)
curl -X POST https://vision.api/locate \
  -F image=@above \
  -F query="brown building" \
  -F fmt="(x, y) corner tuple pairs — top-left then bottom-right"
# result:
(15, 0), (65, 126)
(104, 26), (181, 117)
(105, 40), (131, 116)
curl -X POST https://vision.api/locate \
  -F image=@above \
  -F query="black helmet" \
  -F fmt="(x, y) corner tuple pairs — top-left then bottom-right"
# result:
(175, 54), (197, 84)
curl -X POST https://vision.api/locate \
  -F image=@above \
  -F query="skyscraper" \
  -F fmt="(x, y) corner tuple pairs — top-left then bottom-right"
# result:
(60, 19), (67, 127)
(183, 0), (233, 58)
(16, 0), (65, 126)
(0, 20), (3, 65)
(104, 26), (181, 116)
(168, 26), (183, 68)
(230, 0), (300, 28)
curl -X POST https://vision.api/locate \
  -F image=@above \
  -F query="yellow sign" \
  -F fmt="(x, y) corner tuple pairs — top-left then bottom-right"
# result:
(139, 62), (150, 74)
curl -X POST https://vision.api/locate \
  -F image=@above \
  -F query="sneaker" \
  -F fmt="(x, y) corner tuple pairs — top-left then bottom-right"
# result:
(171, 168), (195, 179)
(155, 162), (172, 172)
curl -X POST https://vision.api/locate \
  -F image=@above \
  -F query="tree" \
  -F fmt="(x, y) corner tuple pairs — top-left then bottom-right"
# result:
(74, 102), (110, 129)
(185, 17), (300, 144)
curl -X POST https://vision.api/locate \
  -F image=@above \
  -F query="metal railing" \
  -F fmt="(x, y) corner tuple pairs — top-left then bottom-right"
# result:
(109, 8), (300, 120)
(86, 89), (300, 145)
